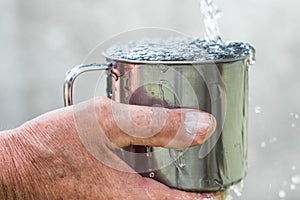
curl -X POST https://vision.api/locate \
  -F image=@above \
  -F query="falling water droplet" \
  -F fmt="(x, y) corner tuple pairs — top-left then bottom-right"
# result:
(295, 114), (299, 119)
(261, 141), (267, 148)
(146, 146), (152, 157)
(290, 184), (296, 191)
(278, 190), (286, 198)
(255, 106), (262, 114)
(291, 175), (300, 184)
(291, 123), (296, 128)
(292, 165), (297, 171)
(269, 137), (277, 144)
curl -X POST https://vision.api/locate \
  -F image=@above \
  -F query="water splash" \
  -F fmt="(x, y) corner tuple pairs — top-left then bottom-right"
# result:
(291, 175), (300, 184)
(200, 0), (222, 42)
(278, 190), (286, 199)
(226, 180), (244, 199)
(290, 184), (296, 191)
(290, 112), (299, 119)
(230, 180), (244, 197)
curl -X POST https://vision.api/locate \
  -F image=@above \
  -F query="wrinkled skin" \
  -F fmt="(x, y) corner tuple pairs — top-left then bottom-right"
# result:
(0, 97), (226, 199)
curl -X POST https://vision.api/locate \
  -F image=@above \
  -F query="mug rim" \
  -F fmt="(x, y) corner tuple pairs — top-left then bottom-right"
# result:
(103, 53), (250, 65)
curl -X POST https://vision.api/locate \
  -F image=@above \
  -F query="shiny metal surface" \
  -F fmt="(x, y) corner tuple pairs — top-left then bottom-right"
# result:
(64, 56), (250, 192)
(64, 63), (112, 106)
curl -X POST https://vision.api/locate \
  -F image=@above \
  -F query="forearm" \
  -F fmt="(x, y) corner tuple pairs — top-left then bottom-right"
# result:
(0, 129), (27, 199)
(0, 123), (59, 199)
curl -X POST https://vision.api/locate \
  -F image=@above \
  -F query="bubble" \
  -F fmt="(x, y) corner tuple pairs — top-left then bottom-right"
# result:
(260, 141), (267, 148)
(291, 175), (300, 184)
(278, 190), (286, 198)
(255, 106), (262, 114)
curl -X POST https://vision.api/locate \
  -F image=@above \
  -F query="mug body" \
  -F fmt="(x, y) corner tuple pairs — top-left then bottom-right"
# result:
(107, 57), (249, 192)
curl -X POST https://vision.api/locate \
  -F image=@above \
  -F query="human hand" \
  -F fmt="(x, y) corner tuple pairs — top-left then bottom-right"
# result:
(0, 97), (226, 199)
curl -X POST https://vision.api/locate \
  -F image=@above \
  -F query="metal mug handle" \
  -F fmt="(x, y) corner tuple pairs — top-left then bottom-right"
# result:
(64, 63), (113, 106)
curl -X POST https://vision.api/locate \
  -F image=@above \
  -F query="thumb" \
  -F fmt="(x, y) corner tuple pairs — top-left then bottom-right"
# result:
(94, 96), (216, 149)
(71, 96), (216, 172)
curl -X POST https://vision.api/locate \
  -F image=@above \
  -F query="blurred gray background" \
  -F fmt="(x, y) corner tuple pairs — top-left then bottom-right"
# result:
(1, 0), (300, 199)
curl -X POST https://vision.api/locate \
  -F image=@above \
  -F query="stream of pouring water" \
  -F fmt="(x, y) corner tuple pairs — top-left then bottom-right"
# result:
(200, 1), (246, 199)
(200, 0), (222, 42)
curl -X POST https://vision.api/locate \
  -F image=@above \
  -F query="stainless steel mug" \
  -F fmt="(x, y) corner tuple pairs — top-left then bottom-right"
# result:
(64, 54), (251, 192)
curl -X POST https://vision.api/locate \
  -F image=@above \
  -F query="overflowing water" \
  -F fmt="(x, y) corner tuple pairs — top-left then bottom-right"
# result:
(104, 37), (255, 63)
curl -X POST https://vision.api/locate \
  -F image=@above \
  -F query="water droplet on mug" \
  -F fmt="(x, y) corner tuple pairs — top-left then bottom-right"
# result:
(260, 141), (267, 148)
(159, 65), (169, 73)
(149, 172), (155, 178)
(146, 146), (152, 157)
(254, 106), (262, 114)
(295, 114), (299, 119)
(292, 165), (297, 171)
(278, 190), (286, 198)
(291, 123), (296, 128)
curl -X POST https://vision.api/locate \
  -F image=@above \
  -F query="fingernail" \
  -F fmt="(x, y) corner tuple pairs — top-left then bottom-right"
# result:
(184, 112), (215, 136)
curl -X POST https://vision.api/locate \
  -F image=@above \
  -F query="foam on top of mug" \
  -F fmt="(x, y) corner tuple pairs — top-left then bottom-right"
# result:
(104, 37), (255, 62)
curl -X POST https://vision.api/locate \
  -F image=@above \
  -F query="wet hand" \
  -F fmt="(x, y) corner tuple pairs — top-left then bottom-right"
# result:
(0, 97), (224, 199)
